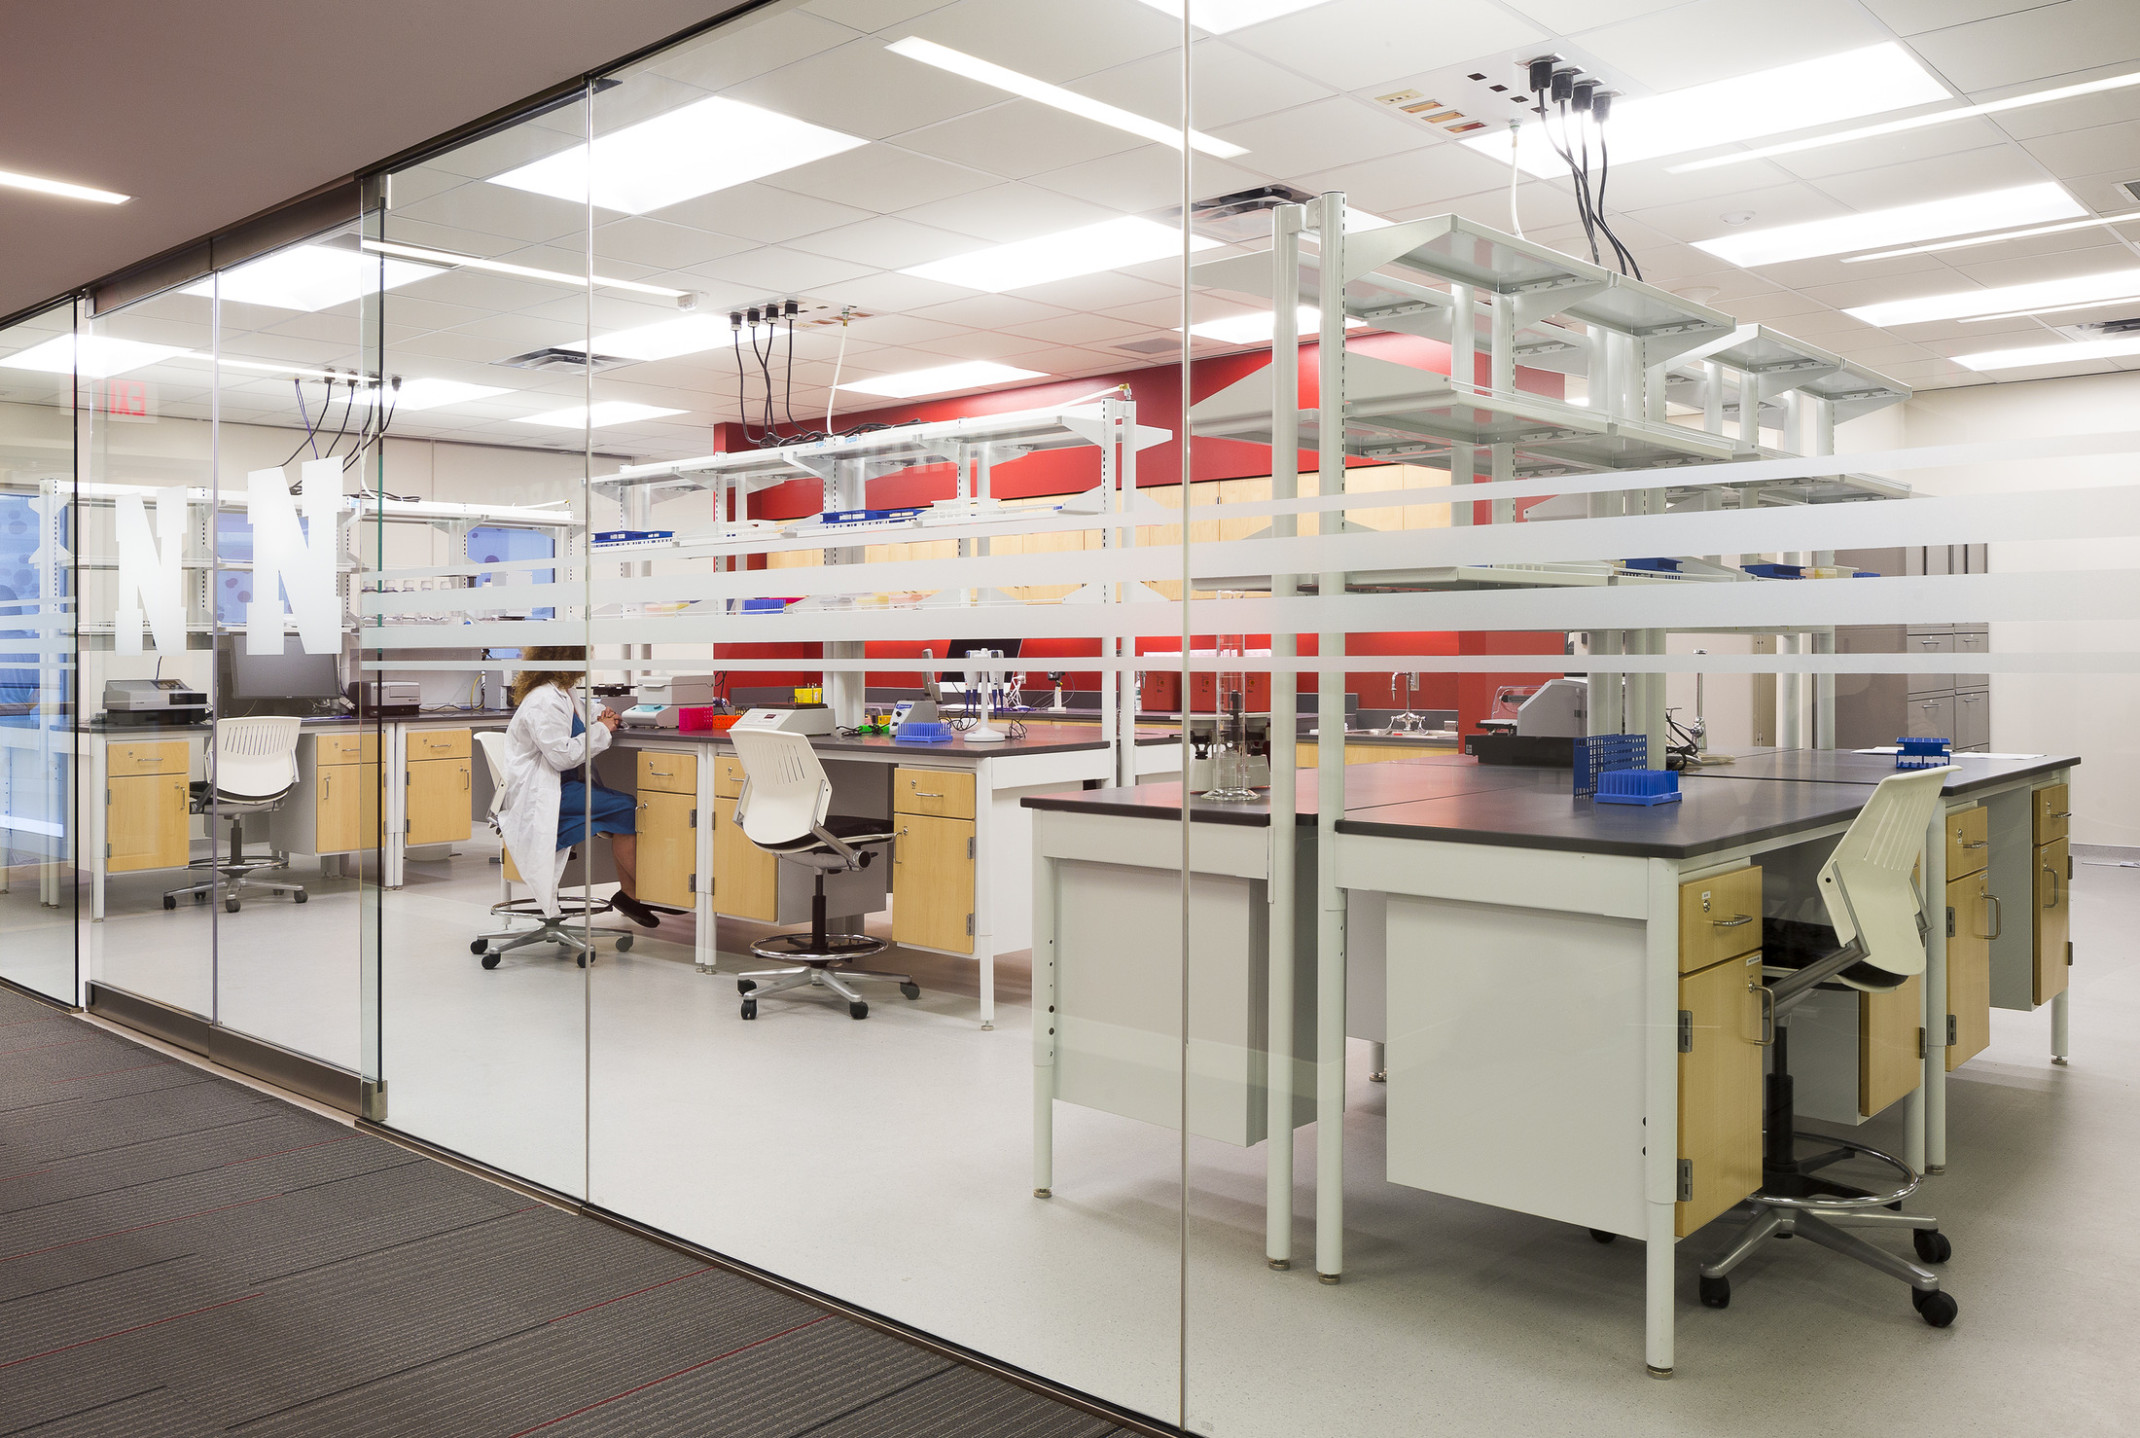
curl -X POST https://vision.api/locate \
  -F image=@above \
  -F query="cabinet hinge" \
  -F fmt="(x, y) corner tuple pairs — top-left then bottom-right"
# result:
(1945, 906), (1955, 938)
(1918, 1027), (1927, 1060)
(104, 843), (111, 859)
(965, 912), (974, 937)
(689, 808), (697, 827)
(967, 835), (975, 861)
(2068, 855), (2074, 880)
(688, 872), (697, 895)
(1946, 1014), (1957, 1046)
(105, 788), (111, 805)
(2067, 940), (2073, 967)
(1676, 1159), (1693, 1203)
(1676, 1010), (1693, 1053)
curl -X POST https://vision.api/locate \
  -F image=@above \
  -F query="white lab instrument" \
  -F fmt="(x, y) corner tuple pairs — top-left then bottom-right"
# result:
(736, 705), (835, 737)
(623, 674), (721, 729)
(1515, 677), (1588, 738)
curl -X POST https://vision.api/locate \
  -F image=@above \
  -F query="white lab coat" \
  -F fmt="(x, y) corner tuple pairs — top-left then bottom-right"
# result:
(495, 682), (610, 917)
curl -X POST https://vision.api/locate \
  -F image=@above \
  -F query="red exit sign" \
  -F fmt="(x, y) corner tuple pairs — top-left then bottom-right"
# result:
(96, 378), (156, 421)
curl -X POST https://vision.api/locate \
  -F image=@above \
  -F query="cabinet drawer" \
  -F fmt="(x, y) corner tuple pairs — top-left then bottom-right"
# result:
(1905, 631), (1954, 697)
(1678, 865), (1762, 974)
(2034, 837), (2070, 1006)
(1945, 805), (1989, 881)
(1953, 690), (1989, 752)
(894, 766), (976, 820)
(314, 731), (379, 767)
(637, 750), (698, 796)
(2032, 783), (2069, 847)
(107, 740), (187, 777)
(713, 754), (746, 800)
(1907, 694), (1955, 741)
(406, 727), (470, 761)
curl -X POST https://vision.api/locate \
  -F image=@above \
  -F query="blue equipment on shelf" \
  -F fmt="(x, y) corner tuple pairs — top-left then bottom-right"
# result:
(592, 529), (674, 547)
(821, 507), (928, 526)
(1895, 736), (1952, 769)
(1622, 557), (1681, 573)
(1594, 768), (1683, 806)
(1741, 562), (1803, 579)
(1573, 732), (1648, 798)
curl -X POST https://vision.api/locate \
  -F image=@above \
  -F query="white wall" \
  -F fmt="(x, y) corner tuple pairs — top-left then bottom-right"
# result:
(1899, 372), (2140, 846)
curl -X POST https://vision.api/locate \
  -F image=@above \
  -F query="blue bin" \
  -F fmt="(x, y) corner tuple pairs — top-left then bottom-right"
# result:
(1594, 768), (1682, 805)
(894, 721), (954, 744)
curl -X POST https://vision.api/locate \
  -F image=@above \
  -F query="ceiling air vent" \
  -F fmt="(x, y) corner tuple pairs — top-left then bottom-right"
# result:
(1115, 336), (1180, 355)
(494, 347), (634, 372)
(2119, 179), (2140, 204)
(2054, 315), (2140, 341)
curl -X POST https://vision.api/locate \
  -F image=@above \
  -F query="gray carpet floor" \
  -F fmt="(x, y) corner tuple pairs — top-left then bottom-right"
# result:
(0, 987), (1134, 1438)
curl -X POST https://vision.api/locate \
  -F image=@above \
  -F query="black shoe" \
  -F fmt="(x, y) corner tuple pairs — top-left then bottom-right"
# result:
(611, 892), (660, 928)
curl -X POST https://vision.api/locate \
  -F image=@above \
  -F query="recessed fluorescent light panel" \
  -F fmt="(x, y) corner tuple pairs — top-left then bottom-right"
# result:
(1670, 66), (2140, 175)
(186, 245), (443, 312)
(1462, 43), (1947, 177)
(1186, 306), (1367, 343)
(517, 401), (686, 429)
(886, 38), (1245, 158)
(1694, 183), (2084, 268)
(489, 96), (867, 214)
(572, 315), (734, 363)
(392, 379), (513, 411)
(904, 216), (1220, 292)
(361, 239), (686, 297)
(1, 335), (189, 377)
(1847, 267), (2140, 327)
(1130, 0), (1328, 32)
(1953, 337), (2140, 372)
(0, 167), (128, 204)
(837, 360), (1044, 398)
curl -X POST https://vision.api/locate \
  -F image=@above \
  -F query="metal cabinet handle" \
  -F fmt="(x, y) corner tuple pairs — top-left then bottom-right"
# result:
(323, 775), (330, 800)
(2049, 809), (2072, 819)
(461, 768), (469, 791)
(1756, 986), (1775, 1046)
(1960, 839), (1988, 850)
(910, 789), (946, 799)
(2046, 863), (2062, 908)
(1713, 914), (1754, 928)
(1979, 893), (2003, 940)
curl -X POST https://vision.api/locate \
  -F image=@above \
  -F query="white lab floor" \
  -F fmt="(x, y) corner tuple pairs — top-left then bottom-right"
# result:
(61, 836), (2140, 1437)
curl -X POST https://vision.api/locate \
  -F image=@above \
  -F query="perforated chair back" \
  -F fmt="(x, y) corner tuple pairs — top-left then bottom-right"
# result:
(213, 716), (301, 800)
(1817, 765), (1951, 988)
(729, 724), (831, 850)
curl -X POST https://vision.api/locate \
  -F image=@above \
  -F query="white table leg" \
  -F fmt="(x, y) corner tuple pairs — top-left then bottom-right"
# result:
(1643, 860), (1679, 1376)
(1923, 807), (1948, 1175)
(2052, 988), (2070, 1064)
(1032, 849), (1056, 1197)
(1646, 1200), (1675, 1378)
(1904, 1086), (1926, 1176)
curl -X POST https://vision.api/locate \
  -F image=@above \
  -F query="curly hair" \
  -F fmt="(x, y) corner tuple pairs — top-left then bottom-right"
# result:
(507, 646), (587, 708)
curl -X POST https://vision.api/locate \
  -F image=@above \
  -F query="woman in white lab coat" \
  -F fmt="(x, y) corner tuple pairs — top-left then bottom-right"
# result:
(496, 646), (660, 927)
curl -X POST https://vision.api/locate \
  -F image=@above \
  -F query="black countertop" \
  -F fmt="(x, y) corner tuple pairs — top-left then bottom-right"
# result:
(612, 721), (1174, 760)
(1335, 776), (1875, 859)
(1683, 748), (2077, 796)
(1022, 755), (1568, 826)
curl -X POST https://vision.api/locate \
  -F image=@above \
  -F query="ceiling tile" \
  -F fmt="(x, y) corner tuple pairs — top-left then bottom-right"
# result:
(594, 218), (756, 272)
(1909, 0), (2140, 93)
(1769, 118), (2014, 182)
(1992, 82), (2140, 140)
(998, 313), (1151, 345)
(730, 37), (1006, 141)
(392, 185), (588, 248)
(895, 0), (1181, 84)
(807, 269), (977, 313)
(760, 142), (998, 213)
(1012, 270), (1179, 312)
(910, 294), (1074, 328)
(1805, 146), (2054, 212)
(1861, 0), (2046, 36)
(625, 8), (863, 95)
(1500, 1), (1682, 32)
(802, 0), (958, 31)
(1023, 146), (1264, 214)
(1627, 181), (1853, 244)
(1949, 240), (2140, 287)
(1288, 137), (1512, 215)
(1221, 0), (1544, 93)
(1210, 96), (1427, 183)
(892, 99), (1149, 179)
(782, 214), (983, 268)
(652, 183), (876, 245)
(688, 246), (877, 295)
(2020, 118), (2140, 183)
(906, 330), (1060, 360)
(894, 183), (1119, 243)
(1078, 39), (1331, 132)
(1577, 0), (1894, 93)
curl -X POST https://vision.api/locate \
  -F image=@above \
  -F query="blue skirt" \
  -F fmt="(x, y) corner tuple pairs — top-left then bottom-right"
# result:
(558, 778), (636, 849)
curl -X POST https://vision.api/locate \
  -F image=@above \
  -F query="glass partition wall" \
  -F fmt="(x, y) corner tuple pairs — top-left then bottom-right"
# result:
(0, 302), (78, 1004)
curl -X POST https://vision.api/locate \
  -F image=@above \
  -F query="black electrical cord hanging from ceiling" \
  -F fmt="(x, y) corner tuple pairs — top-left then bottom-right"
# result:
(1594, 126), (1643, 281)
(782, 310), (803, 435)
(1541, 97), (1600, 266)
(316, 374), (362, 461)
(733, 326), (765, 447)
(281, 377), (324, 466)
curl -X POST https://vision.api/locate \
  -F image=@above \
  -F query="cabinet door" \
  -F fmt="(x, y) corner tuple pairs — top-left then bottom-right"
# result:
(1860, 975), (1922, 1117)
(107, 774), (190, 873)
(406, 758), (472, 845)
(1946, 874), (1992, 1071)
(2034, 838), (2070, 1005)
(1678, 952), (1763, 1237)
(636, 790), (696, 909)
(317, 763), (379, 854)
(1678, 866), (1762, 974)
(892, 812), (975, 955)
(711, 796), (778, 921)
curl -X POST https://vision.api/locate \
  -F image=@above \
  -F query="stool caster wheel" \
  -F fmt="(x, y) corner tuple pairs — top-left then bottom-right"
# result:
(225, 897), (240, 913)
(471, 939), (488, 955)
(194, 892), (208, 905)
(1912, 1288), (1957, 1327)
(480, 952), (500, 970)
(1698, 1274), (1730, 1309)
(900, 982), (920, 1000)
(738, 979), (756, 995)
(163, 895), (177, 910)
(294, 891), (307, 904)
(614, 934), (633, 952)
(1588, 1229), (1616, 1245)
(576, 952), (588, 968)
(849, 1001), (869, 1020)
(740, 999), (757, 1020)
(1912, 1229), (1951, 1264)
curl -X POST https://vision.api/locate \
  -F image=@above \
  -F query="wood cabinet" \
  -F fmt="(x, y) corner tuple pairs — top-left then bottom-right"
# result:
(1678, 951), (1763, 1237)
(316, 761), (378, 854)
(405, 728), (472, 847)
(711, 795), (777, 921)
(1860, 975), (1922, 1117)
(1946, 805), (1989, 880)
(1946, 872), (1992, 1071)
(107, 771), (189, 873)
(2032, 783), (2070, 847)
(892, 766), (975, 820)
(2035, 836), (2070, 1005)
(892, 812), (975, 955)
(637, 750), (696, 796)
(636, 790), (696, 909)
(1678, 866), (1762, 974)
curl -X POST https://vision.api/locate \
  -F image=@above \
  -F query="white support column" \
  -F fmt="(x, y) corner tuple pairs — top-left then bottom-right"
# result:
(1032, 848), (1058, 1198)
(1450, 286), (1475, 529)
(1924, 804), (1949, 1174)
(1702, 359), (1724, 438)
(1266, 203), (1305, 1270)
(1489, 298), (1516, 526)
(1779, 633), (1802, 750)
(1643, 859), (1680, 1378)
(1737, 368), (1760, 449)
(1313, 189), (1348, 1285)
(1811, 399), (1837, 746)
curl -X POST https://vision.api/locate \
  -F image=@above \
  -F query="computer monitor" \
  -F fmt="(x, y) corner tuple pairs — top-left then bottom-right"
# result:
(218, 634), (342, 713)
(943, 639), (1022, 685)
